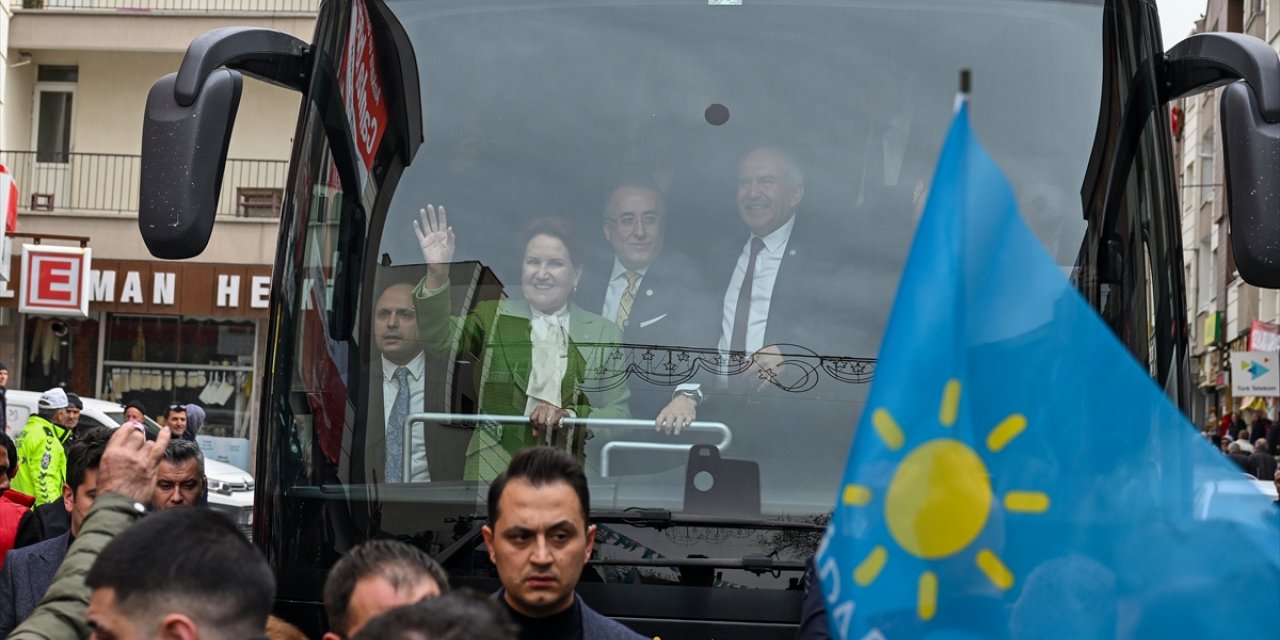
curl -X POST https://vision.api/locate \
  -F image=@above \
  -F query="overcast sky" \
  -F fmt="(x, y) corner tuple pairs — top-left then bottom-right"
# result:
(1158, 0), (1206, 49)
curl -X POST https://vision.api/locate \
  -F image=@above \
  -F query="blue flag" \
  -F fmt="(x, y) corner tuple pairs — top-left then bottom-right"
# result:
(817, 98), (1280, 639)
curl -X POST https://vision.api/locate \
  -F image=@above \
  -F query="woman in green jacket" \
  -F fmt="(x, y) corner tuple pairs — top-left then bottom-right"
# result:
(413, 208), (630, 481)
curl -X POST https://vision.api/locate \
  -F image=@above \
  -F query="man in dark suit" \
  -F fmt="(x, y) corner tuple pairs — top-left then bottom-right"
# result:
(0, 427), (109, 636)
(660, 147), (860, 414)
(656, 147), (863, 485)
(358, 274), (472, 483)
(576, 182), (715, 423)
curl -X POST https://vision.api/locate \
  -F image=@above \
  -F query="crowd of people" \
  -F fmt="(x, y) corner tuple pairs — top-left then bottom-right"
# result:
(1, 403), (650, 640)
(1204, 409), (1280, 486)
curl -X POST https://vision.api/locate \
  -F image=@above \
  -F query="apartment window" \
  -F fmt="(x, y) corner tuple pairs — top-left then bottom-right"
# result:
(1184, 161), (1196, 210)
(1198, 237), (1213, 312)
(33, 65), (77, 163)
(1199, 128), (1214, 204)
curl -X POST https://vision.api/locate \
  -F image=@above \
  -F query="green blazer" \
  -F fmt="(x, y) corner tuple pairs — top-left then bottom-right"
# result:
(415, 282), (630, 479)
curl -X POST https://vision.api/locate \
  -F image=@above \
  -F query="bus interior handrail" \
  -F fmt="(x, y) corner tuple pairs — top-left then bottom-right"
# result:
(406, 413), (731, 478)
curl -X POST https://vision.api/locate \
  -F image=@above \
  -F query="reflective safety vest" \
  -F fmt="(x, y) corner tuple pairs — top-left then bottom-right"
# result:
(11, 416), (71, 506)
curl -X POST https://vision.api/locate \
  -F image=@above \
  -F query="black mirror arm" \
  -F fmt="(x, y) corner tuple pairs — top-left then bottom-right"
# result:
(1162, 32), (1280, 122)
(174, 27), (311, 107)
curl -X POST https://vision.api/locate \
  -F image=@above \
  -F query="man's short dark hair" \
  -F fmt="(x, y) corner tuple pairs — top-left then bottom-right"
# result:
(1, 432), (15, 479)
(352, 590), (516, 640)
(164, 403), (187, 420)
(66, 427), (111, 491)
(603, 178), (666, 215)
(124, 399), (148, 416)
(163, 439), (205, 475)
(487, 447), (590, 526)
(65, 393), (83, 410)
(85, 508), (275, 639)
(324, 539), (450, 636)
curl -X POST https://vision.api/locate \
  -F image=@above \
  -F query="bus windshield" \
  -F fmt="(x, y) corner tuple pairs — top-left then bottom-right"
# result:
(275, 0), (1108, 588)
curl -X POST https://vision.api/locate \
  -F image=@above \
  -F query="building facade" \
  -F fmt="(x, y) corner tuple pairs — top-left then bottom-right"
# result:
(0, 0), (315, 442)
(1177, 0), (1280, 429)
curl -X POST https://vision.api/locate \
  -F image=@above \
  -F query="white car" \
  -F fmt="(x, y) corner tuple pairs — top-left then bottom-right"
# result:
(4, 390), (254, 537)
(1194, 472), (1280, 528)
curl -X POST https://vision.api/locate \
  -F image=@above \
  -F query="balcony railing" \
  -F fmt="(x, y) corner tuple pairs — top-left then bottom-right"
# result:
(20, 0), (318, 13)
(1, 151), (288, 218)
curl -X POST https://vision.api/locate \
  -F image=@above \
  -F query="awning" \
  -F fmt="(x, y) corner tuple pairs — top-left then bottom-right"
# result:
(1239, 396), (1267, 411)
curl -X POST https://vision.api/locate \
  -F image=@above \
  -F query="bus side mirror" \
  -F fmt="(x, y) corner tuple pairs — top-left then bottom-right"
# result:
(1222, 82), (1280, 288)
(139, 70), (243, 259)
(1164, 33), (1280, 288)
(139, 27), (309, 260)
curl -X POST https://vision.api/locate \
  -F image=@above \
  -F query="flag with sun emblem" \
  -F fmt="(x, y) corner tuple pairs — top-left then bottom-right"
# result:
(817, 95), (1280, 639)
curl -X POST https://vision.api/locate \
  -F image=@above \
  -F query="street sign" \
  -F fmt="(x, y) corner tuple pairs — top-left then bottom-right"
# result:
(1229, 351), (1280, 396)
(19, 244), (91, 317)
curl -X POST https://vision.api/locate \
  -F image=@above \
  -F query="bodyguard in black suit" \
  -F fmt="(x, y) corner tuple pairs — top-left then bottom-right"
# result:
(575, 183), (716, 423)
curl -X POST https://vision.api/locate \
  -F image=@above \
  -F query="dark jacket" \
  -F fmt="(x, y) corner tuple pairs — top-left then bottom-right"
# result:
(9, 493), (146, 639)
(1228, 451), (1252, 471)
(575, 252), (717, 421)
(575, 252), (716, 349)
(30, 501), (70, 542)
(796, 556), (831, 640)
(706, 218), (874, 360)
(0, 532), (69, 636)
(1248, 450), (1278, 481)
(493, 589), (647, 639)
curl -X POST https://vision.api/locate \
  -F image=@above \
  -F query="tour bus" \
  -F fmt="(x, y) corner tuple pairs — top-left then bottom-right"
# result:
(138, 0), (1280, 635)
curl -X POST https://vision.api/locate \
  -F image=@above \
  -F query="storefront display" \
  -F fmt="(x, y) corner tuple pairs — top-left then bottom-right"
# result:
(0, 258), (271, 440)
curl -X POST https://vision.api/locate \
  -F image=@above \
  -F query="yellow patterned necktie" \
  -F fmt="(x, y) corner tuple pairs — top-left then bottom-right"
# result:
(616, 270), (641, 330)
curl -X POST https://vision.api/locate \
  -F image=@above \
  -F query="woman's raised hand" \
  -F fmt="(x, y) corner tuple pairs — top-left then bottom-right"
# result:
(413, 204), (455, 265)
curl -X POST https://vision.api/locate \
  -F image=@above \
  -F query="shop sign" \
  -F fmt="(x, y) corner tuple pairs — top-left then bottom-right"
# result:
(19, 244), (91, 317)
(1249, 320), (1280, 352)
(1203, 311), (1222, 346)
(0, 259), (273, 318)
(1230, 351), (1280, 396)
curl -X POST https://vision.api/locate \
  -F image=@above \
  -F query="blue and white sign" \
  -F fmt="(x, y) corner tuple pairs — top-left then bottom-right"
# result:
(1230, 351), (1280, 395)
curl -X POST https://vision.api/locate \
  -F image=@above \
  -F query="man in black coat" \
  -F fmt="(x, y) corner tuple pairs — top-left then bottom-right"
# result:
(1248, 438), (1278, 481)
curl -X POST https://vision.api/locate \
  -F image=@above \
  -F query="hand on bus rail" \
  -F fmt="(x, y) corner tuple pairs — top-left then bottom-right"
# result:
(413, 204), (455, 289)
(656, 395), (696, 435)
(97, 424), (172, 504)
(528, 401), (570, 439)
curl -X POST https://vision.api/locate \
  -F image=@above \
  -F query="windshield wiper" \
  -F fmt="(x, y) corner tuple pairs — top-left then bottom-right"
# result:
(592, 508), (826, 532)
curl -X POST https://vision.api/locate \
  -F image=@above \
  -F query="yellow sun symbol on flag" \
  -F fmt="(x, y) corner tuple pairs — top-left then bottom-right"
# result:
(843, 379), (1050, 621)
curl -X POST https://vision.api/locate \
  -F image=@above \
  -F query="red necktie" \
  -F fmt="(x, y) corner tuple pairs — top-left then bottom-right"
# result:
(730, 237), (766, 354)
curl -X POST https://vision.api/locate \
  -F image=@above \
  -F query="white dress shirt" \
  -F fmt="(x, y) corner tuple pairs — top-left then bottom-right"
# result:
(719, 216), (795, 355)
(382, 351), (429, 481)
(525, 305), (571, 415)
(601, 259), (650, 321)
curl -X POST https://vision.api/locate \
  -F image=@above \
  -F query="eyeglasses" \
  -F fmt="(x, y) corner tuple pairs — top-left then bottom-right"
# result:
(168, 404), (185, 411)
(606, 213), (661, 231)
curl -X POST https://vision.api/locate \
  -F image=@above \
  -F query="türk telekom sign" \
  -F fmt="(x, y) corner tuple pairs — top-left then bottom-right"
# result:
(19, 244), (91, 317)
